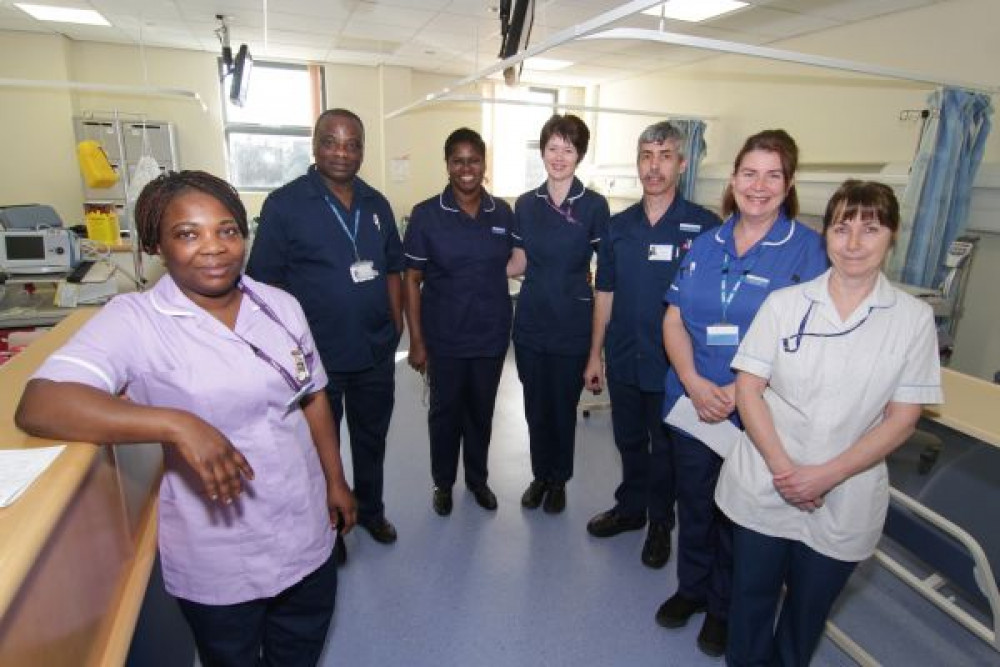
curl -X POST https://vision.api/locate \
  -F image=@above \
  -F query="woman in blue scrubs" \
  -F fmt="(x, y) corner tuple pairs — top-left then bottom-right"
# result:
(403, 128), (515, 516)
(508, 114), (610, 514)
(656, 130), (828, 657)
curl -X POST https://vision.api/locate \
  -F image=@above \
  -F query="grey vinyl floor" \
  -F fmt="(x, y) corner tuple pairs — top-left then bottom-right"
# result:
(319, 349), (999, 667)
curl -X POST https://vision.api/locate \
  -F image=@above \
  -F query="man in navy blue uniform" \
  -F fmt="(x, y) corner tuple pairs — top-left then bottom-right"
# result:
(584, 121), (721, 568)
(247, 108), (404, 553)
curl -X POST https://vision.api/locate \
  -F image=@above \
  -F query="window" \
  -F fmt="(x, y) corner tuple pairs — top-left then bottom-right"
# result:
(220, 61), (325, 190)
(487, 86), (557, 197)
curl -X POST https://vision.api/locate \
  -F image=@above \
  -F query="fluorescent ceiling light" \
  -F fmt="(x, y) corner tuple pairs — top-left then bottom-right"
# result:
(641, 0), (747, 23)
(14, 3), (110, 26)
(524, 57), (573, 71)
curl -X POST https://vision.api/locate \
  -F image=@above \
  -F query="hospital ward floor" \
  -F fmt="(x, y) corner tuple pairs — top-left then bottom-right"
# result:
(317, 348), (996, 667)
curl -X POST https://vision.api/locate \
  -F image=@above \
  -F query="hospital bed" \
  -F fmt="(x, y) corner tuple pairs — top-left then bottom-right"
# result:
(826, 370), (1000, 665)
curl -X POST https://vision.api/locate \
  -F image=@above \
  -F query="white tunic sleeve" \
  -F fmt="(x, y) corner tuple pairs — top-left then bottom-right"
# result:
(892, 301), (943, 405)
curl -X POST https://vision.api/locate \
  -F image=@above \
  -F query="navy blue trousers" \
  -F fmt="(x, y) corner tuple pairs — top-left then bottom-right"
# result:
(670, 428), (732, 618)
(727, 525), (857, 667)
(427, 354), (505, 490)
(177, 550), (337, 667)
(513, 344), (587, 484)
(325, 354), (395, 523)
(607, 380), (676, 526)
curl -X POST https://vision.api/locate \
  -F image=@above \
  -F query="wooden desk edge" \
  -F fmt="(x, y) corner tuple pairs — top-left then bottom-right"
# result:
(0, 309), (102, 619)
(0, 445), (98, 617)
(92, 496), (161, 667)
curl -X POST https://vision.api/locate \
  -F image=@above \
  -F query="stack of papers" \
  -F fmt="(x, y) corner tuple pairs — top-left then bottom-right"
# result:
(0, 445), (66, 507)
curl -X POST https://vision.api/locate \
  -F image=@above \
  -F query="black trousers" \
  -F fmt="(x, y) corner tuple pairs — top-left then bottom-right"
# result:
(177, 550), (337, 667)
(427, 354), (505, 490)
(514, 344), (587, 484)
(607, 379), (676, 526)
(325, 355), (395, 523)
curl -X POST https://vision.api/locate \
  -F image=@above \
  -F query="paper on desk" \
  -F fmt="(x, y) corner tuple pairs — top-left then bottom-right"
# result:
(664, 396), (741, 459)
(0, 445), (66, 507)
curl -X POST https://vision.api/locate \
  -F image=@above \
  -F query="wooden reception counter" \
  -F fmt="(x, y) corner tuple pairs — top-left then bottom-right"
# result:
(0, 309), (163, 666)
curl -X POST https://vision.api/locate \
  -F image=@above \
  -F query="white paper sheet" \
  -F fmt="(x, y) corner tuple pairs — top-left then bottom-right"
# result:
(0, 445), (66, 507)
(664, 396), (741, 459)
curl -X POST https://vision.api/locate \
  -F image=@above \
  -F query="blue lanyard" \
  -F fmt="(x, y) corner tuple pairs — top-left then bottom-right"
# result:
(781, 301), (876, 353)
(720, 254), (755, 323)
(325, 196), (361, 262)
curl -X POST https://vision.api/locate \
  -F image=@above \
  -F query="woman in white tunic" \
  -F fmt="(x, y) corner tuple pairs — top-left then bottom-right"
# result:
(716, 180), (943, 666)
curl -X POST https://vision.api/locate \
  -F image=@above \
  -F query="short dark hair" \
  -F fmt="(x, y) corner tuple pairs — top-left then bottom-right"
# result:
(135, 170), (248, 254)
(444, 127), (486, 160)
(722, 129), (800, 219)
(539, 113), (590, 160)
(314, 108), (365, 145)
(823, 180), (900, 234)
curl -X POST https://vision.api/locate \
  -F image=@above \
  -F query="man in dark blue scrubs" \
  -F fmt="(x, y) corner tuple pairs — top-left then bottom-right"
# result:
(247, 108), (404, 553)
(584, 121), (720, 568)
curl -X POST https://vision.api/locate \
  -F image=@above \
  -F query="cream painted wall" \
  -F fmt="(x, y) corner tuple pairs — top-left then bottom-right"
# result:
(0, 32), (81, 224)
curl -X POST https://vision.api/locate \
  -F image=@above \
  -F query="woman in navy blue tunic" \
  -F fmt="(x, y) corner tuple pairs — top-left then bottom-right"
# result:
(508, 114), (611, 513)
(403, 128), (515, 516)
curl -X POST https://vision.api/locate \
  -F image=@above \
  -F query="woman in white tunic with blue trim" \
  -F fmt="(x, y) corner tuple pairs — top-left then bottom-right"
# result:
(716, 180), (943, 666)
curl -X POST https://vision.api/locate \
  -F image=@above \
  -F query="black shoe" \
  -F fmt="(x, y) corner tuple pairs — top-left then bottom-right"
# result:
(586, 508), (646, 538)
(432, 487), (452, 516)
(655, 593), (706, 629)
(333, 532), (347, 566)
(360, 516), (397, 544)
(641, 521), (672, 569)
(521, 480), (547, 509)
(470, 485), (498, 511)
(697, 613), (728, 658)
(542, 483), (566, 514)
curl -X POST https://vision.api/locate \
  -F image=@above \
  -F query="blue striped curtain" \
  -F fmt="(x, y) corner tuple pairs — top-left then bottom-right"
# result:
(671, 119), (707, 202)
(891, 87), (993, 286)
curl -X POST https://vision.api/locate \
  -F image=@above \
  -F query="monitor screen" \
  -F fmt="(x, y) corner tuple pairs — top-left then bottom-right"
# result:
(230, 44), (253, 107)
(5, 234), (45, 260)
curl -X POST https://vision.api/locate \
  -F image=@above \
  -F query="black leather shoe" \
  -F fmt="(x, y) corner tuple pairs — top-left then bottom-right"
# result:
(432, 487), (452, 516)
(360, 516), (397, 544)
(697, 613), (728, 657)
(542, 483), (566, 514)
(641, 521), (672, 569)
(333, 532), (347, 566)
(470, 485), (498, 511)
(655, 593), (706, 629)
(521, 480), (547, 509)
(587, 508), (646, 538)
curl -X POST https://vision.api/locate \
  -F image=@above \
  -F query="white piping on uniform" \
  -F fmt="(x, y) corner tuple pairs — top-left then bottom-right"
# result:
(49, 354), (116, 393)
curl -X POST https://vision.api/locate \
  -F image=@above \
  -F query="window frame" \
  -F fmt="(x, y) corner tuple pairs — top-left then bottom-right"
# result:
(218, 59), (326, 192)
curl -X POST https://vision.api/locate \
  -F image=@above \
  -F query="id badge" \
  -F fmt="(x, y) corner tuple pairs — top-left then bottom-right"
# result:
(648, 244), (674, 262)
(350, 260), (378, 283)
(291, 349), (310, 383)
(706, 323), (739, 346)
(285, 380), (316, 410)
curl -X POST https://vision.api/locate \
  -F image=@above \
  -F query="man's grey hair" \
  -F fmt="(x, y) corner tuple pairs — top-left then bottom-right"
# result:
(637, 121), (686, 158)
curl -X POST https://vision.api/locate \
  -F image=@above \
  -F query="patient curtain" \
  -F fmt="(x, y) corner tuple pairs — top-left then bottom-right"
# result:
(891, 87), (993, 286)
(672, 119), (707, 203)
